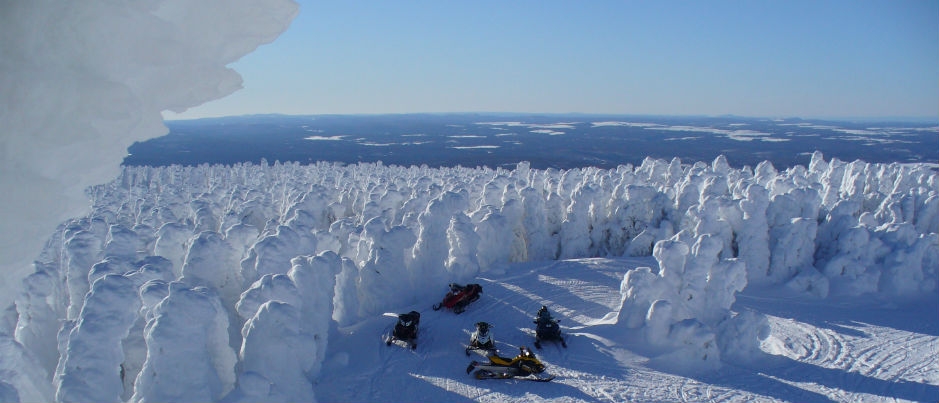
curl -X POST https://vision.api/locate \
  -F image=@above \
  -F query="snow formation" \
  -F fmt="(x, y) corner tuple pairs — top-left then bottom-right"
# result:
(0, 0), (299, 310)
(4, 152), (936, 401)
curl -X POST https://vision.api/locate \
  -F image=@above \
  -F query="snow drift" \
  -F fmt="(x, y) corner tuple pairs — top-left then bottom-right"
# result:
(4, 152), (937, 401)
(0, 0), (299, 310)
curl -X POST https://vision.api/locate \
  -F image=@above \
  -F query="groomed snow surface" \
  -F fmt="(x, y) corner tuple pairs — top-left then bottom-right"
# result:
(2, 153), (937, 402)
(320, 258), (939, 402)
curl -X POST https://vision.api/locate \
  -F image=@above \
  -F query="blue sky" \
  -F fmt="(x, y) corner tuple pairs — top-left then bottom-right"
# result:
(169, 0), (938, 120)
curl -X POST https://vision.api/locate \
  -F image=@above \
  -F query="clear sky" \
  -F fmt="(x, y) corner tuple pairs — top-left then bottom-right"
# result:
(167, 0), (939, 120)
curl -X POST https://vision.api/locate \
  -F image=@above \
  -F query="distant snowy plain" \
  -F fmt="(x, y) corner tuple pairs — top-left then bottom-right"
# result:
(3, 153), (938, 402)
(126, 114), (939, 170)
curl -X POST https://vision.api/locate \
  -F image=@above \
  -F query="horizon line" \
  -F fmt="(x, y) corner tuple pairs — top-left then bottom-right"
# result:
(163, 111), (939, 125)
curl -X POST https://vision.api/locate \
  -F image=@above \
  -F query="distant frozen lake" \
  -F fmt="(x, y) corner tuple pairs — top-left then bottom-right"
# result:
(126, 114), (939, 169)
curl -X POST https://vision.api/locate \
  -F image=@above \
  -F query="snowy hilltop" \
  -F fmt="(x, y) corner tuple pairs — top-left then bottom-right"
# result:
(2, 152), (937, 402)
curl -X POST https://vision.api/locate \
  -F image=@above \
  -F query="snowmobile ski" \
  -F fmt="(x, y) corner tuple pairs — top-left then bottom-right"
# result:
(465, 345), (498, 356)
(534, 337), (566, 349)
(471, 370), (554, 382)
(384, 336), (417, 349)
(520, 375), (555, 382)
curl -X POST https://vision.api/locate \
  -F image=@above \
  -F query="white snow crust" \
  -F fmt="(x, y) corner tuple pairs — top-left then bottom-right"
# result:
(0, 0), (299, 310)
(3, 153), (937, 401)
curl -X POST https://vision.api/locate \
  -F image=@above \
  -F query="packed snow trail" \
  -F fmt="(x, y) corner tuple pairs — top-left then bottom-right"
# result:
(316, 258), (939, 403)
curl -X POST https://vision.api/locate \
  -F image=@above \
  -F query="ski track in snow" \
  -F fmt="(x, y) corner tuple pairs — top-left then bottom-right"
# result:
(317, 258), (939, 403)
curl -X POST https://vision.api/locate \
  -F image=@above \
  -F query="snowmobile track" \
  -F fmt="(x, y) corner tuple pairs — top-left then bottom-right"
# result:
(315, 259), (939, 403)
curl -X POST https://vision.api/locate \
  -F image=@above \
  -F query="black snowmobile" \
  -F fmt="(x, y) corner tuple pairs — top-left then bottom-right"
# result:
(465, 346), (553, 381)
(533, 306), (566, 349)
(385, 310), (420, 349)
(465, 321), (496, 356)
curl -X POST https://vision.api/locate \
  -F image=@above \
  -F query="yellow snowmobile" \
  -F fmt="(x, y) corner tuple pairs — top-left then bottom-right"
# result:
(465, 346), (554, 381)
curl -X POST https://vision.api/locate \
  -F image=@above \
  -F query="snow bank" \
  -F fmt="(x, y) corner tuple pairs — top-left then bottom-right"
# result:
(133, 283), (237, 403)
(229, 251), (341, 402)
(0, 0), (298, 311)
(5, 153), (937, 399)
(0, 334), (53, 403)
(619, 236), (755, 372)
(56, 274), (140, 403)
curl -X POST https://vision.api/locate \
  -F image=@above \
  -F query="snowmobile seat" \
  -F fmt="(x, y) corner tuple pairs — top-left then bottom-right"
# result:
(488, 354), (513, 366)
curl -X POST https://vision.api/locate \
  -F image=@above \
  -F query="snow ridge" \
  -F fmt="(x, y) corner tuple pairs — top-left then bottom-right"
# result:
(6, 152), (938, 401)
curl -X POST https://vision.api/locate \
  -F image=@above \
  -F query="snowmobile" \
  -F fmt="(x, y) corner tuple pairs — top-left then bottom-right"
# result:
(432, 283), (482, 314)
(385, 310), (420, 349)
(465, 321), (496, 356)
(465, 346), (554, 381)
(533, 306), (566, 349)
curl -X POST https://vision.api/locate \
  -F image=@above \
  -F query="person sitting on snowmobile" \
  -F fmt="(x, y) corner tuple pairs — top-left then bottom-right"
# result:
(535, 305), (553, 324)
(533, 305), (566, 348)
